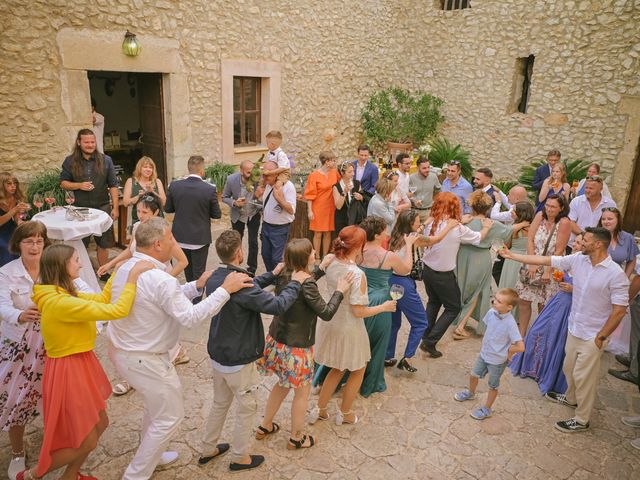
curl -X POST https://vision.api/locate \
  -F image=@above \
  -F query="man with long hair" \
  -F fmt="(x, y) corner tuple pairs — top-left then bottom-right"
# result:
(60, 128), (119, 278)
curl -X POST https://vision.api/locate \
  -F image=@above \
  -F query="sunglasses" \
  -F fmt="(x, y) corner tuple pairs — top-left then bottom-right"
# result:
(140, 195), (157, 203)
(586, 175), (603, 182)
(385, 171), (398, 179)
(601, 207), (618, 213)
(449, 161), (461, 166)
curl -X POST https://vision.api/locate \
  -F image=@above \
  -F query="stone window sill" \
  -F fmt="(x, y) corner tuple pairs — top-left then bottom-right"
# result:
(234, 145), (269, 154)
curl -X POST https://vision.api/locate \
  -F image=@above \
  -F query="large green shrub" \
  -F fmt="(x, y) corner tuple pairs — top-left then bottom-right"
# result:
(25, 169), (65, 215)
(361, 87), (444, 154)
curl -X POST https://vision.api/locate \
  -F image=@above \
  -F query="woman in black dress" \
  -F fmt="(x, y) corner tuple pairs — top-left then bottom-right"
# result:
(333, 161), (365, 234)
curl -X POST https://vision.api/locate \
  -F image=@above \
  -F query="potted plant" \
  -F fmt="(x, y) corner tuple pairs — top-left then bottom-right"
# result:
(25, 169), (65, 217)
(204, 162), (237, 194)
(361, 87), (444, 155)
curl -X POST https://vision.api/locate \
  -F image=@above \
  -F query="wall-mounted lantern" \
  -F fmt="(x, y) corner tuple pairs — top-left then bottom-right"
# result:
(122, 31), (141, 57)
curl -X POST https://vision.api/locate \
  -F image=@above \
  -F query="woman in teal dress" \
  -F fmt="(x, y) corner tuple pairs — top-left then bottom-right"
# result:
(357, 216), (416, 397)
(452, 191), (527, 338)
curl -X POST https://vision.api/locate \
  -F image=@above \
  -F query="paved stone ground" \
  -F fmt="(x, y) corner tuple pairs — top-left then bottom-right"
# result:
(2, 221), (639, 479)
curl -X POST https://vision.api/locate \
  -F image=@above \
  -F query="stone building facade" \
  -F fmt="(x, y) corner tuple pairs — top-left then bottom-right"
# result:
(1, 0), (638, 208)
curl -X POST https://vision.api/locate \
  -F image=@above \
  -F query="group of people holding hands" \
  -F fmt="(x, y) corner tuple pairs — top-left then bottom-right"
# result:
(1, 132), (639, 480)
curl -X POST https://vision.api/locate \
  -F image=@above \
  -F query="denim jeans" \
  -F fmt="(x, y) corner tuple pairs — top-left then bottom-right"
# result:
(261, 222), (290, 272)
(471, 355), (507, 390)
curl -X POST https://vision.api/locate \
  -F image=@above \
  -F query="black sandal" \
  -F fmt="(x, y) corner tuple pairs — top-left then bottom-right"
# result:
(384, 358), (397, 367)
(255, 422), (280, 440)
(287, 434), (316, 450)
(397, 357), (417, 373)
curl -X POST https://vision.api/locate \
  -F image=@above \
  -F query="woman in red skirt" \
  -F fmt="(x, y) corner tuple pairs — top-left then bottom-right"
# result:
(17, 245), (152, 480)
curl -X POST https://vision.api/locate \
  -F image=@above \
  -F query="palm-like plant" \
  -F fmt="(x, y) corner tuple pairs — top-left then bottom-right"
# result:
(427, 138), (473, 180)
(493, 180), (519, 195)
(204, 162), (237, 192)
(26, 169), (66, 218)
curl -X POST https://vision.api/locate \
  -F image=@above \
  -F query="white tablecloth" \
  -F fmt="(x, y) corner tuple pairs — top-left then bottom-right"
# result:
(33, 208), (113, 292)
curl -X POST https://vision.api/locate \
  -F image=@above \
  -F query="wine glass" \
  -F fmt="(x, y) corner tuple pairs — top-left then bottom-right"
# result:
(33, 193), (44, 213)
(552, 269), (565, 282)
(44, 191), (56, 211)
(390, 284), (404, 301)
(408, 185), (417, 195)
(65, 190), (75, 206)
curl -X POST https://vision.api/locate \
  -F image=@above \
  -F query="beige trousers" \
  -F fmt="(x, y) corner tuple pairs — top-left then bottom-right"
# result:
(563, 333), (607, 425)
(201, 362), (259, 462)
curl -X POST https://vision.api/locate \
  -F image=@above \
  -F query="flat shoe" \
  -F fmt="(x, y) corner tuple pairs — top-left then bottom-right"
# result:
(397, 358), (417, 373)
(384, 358), (397, 367)
(229, 454), (265, 472)
(198, 443), (230, 465)
(452, 330), (470, 340)
(287, 434), (316, 450)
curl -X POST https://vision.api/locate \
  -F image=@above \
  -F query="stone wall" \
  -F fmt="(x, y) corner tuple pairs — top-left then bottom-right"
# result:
(1, 0), (638, 203)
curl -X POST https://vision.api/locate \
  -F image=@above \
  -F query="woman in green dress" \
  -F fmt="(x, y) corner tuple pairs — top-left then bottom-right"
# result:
(498, 202), (535, 297)
(452, 191), (528, 338)
(358, 216), (416, 397)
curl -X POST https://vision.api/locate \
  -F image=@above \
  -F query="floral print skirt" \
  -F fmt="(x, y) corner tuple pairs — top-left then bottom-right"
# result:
(256, 335), (314, 388)
(0, 323), (45, 430)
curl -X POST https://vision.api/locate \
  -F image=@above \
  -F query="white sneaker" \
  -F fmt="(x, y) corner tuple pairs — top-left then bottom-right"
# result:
(158, 451), (179, 467)
(8, 455), (26, 480)
(621, 416), (640, 428)
(631, 438), (640, 450)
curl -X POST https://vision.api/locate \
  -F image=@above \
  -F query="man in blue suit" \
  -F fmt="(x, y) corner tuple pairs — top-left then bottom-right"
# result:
(532, 149), (562, 202)
(352, 144), (379, 204)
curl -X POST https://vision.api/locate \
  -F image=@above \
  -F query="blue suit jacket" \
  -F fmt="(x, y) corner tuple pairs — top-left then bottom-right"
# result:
(532, 164), (551, 192)
(352, 160), (379, 195)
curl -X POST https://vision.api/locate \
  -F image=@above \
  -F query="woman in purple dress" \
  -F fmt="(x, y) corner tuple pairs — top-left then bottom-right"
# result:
(510, 233), (585, 394)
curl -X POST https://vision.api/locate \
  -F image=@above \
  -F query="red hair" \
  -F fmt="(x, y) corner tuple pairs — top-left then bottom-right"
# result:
(332, 225), (366, 259)
(429, 192), (461, 235)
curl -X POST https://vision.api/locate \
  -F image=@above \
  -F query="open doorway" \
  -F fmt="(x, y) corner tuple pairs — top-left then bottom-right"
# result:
(88, 71), (167, 183)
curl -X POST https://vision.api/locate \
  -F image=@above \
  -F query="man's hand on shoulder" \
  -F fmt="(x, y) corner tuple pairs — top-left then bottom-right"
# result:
(221, 271), (254, 294)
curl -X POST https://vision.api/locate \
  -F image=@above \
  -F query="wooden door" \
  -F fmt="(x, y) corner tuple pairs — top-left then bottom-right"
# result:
(623, 135), (640, 235)
(138, 73), (167, 185)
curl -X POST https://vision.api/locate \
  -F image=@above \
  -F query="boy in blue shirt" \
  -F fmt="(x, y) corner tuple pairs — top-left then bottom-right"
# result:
(454, 288), (524, 420)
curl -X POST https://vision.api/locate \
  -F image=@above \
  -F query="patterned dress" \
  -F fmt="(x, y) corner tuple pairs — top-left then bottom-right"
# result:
(515, 220), (560, 305)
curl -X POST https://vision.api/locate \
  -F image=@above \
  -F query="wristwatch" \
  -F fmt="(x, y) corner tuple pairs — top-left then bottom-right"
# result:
(597, 334), (608, 342)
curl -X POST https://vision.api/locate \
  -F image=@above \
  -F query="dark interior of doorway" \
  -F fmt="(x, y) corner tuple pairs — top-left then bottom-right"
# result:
(87, 71), (167, 185)
(623, 135), (640, 237)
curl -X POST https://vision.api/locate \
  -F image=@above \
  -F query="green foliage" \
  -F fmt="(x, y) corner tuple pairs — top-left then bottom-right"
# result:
(427, 138), (473, 180)
(519, 158), (591, 194)
(25, 169), (65, 214)
(493, 180), (519, 195)
(361, 87), (444, 153)
(204, 162), (237, 192)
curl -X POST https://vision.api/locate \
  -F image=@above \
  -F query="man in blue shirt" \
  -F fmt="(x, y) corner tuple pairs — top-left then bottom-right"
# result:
(440, 161), (473, 214)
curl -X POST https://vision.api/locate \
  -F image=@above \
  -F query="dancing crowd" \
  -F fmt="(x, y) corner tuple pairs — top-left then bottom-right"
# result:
(1, 130), (639, 480)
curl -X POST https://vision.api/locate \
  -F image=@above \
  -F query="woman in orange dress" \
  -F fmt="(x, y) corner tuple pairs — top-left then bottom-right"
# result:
(17, 245), (153, 480)
(304, 151), (339, 261)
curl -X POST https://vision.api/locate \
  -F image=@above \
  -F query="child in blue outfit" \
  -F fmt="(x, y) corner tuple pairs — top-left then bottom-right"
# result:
(454, 288), (525, 420)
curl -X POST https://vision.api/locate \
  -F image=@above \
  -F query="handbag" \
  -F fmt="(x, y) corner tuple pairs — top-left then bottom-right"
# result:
(410, 245), (423, 281)
(518, 222), (557, 287)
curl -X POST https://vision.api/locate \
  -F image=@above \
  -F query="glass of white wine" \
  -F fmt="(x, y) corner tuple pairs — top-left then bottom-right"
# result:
(390, 284), (404, 301)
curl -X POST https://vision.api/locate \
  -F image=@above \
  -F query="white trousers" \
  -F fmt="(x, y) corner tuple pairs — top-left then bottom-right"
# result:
(108, 345), (184, 480)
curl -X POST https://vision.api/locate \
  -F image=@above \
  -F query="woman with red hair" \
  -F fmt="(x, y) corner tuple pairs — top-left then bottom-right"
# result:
(419, 192), (494, 358)
(311, 226), (396, 425)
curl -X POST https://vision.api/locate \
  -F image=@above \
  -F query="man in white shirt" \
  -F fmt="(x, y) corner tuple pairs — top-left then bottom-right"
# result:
(107, 218), (253, 480)
(395, 153), (412, 198)
(419, 200), (493, 358)
(567, 175), (616, 250)
(490, 185), (529, 224)
(91, 98), (105, 153)
(500, 226), (629, 433)
(257, 161), (296, 272)
(472, 167), (509, 206)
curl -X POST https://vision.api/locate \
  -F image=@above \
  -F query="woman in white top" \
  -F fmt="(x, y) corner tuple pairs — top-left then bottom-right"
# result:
(385, 171), (411, 214)
(311, 226), (396, 425)
(366, 178), (396, 233)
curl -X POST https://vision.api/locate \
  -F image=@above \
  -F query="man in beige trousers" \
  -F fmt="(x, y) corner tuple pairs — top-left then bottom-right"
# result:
(500, 226), (629, 433)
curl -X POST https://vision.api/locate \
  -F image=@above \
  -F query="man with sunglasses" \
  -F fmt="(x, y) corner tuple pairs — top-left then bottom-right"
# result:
(567, 175), (616, 252)
(441, 160), (472, 214)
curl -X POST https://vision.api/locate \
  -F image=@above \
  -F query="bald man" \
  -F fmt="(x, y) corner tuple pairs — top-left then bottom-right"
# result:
(221, 160), (261, 275)
(490, 185), (529, 224)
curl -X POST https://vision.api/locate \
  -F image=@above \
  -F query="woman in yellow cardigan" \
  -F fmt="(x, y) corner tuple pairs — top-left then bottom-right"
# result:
(17, 244), (153, 480)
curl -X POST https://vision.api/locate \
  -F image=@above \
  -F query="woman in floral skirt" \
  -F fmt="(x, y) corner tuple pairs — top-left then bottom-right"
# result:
(255, 238), (352, 449)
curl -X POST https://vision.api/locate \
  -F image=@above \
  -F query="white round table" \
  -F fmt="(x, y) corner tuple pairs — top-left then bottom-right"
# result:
(33, 208), (113, 292)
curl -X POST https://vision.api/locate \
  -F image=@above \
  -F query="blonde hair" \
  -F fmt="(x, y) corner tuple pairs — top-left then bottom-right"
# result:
(0, 172), (25, 208)
(468, 190), (494, 216)
(497, 288), (519, 307)
(133, 156), (158, 184)
(374, 177), (395, 198)
(552, 162), (567, 184)
(266, 130), (283, 140)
